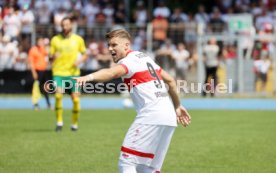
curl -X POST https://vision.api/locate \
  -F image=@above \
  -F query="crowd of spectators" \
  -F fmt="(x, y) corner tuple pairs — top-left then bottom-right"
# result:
(0, 0), (275, 79)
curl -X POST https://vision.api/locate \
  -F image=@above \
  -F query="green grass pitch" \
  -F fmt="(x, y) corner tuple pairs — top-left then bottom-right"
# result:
(0, 109), (276, 173)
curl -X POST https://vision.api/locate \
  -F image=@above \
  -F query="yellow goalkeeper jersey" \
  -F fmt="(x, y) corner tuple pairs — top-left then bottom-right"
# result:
(50, 33), (86, 76)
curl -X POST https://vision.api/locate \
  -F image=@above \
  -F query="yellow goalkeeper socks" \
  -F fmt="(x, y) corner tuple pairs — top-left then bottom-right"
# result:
(72, 97), (80, 127)
(55, 93), (63, 126)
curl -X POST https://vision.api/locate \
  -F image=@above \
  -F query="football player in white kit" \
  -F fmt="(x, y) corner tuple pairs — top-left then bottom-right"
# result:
(74, 29), (191, 173)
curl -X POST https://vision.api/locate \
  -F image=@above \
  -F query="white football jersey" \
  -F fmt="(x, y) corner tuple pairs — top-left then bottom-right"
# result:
(118, 51), (177, 127)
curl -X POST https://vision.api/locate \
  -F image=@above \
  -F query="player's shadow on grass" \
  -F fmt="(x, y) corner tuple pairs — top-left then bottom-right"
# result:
(22, 129), (53, 133)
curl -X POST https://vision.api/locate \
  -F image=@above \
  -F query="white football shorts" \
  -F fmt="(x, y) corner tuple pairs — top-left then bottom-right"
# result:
(119, 123), (175, 171)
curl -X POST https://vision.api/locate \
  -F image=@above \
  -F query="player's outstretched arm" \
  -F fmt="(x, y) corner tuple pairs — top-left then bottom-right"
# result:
(161, 69), (191, 127)
(73, 65), (127, 86)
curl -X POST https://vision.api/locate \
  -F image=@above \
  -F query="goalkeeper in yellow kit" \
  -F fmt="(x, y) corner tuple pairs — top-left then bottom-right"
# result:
(50, 17), (87, 132)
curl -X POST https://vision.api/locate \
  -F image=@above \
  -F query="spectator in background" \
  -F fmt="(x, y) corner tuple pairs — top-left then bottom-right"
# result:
(133, 0), (147, 28)
(54, 7), (68, 33)
(35, 1), (52, 25)
(17, 0), (33, 8)
(0, 0), (5, 6)
(155, 39), (176, 78)
(72, 0), (83, 12)
(258, 23), (274, 55)
(53, 0), (72, 12)
(153, 0), (170, 19)
(94, 7), (107, 40)
(83, 40), (99, 71)
(1, 4), (11, 19)
(221, 7), (234, 24)
(223, 44), (238, 91)
(34, 0), (54, 12)
(96, 45), (112, 69)
(33, 0), (55, 36)
(250, 1), (263, 18)
(172, 42), (190, 80)
(170, 7), (187, 23)
(13, 51), (28, 71)
(271, 4), (276, 27)
(82, 0), (100, 27)
(208, 7), (225, 33)
(114, 2), (127, 24)
(103, 2), (114, 27)
(133, 29), (146, 51)
(152, 15), (168, 49)
(184, 13), (197, 52)
(234, 0), (250, 13)
(2, 6), (21, 41)
(202, 38), (220, 97)
(255, 7), (273, 32)
(18, 4), (35, 51)
(195, 5), (209, 35)
(216, 0), (233, 13)
(83, 40), (99, 70)
(28, 37), (51, 110)
(0, 35), (19, 71)
(169, 7), (186, 44)
(3, 0), (17, 8)
(17, 0), (34, 8)
(253, 51), (271, 92)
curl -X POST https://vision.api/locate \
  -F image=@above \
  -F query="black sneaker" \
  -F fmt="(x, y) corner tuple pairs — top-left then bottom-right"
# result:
(71, 127), (78, 132)
(33, 104), (40, 111)
(55, 126), (62, 132)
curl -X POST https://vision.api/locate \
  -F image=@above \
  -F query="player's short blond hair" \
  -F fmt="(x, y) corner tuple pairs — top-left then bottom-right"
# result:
(105, 29), (131, 41)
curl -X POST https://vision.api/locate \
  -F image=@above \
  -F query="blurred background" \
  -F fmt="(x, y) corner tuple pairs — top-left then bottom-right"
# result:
(0, 0), (275, 97)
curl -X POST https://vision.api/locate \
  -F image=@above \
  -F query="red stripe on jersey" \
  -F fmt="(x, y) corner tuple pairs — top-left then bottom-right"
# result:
(126, 50), (133, 56)
(123, 68), (162, 91)
(119, 64), (128, 74)
(157, 68), (162, 74)
(121, 146), (155, 159)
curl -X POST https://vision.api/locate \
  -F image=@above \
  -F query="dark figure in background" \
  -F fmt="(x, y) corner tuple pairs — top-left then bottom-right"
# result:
(202, 38), (220, 97)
